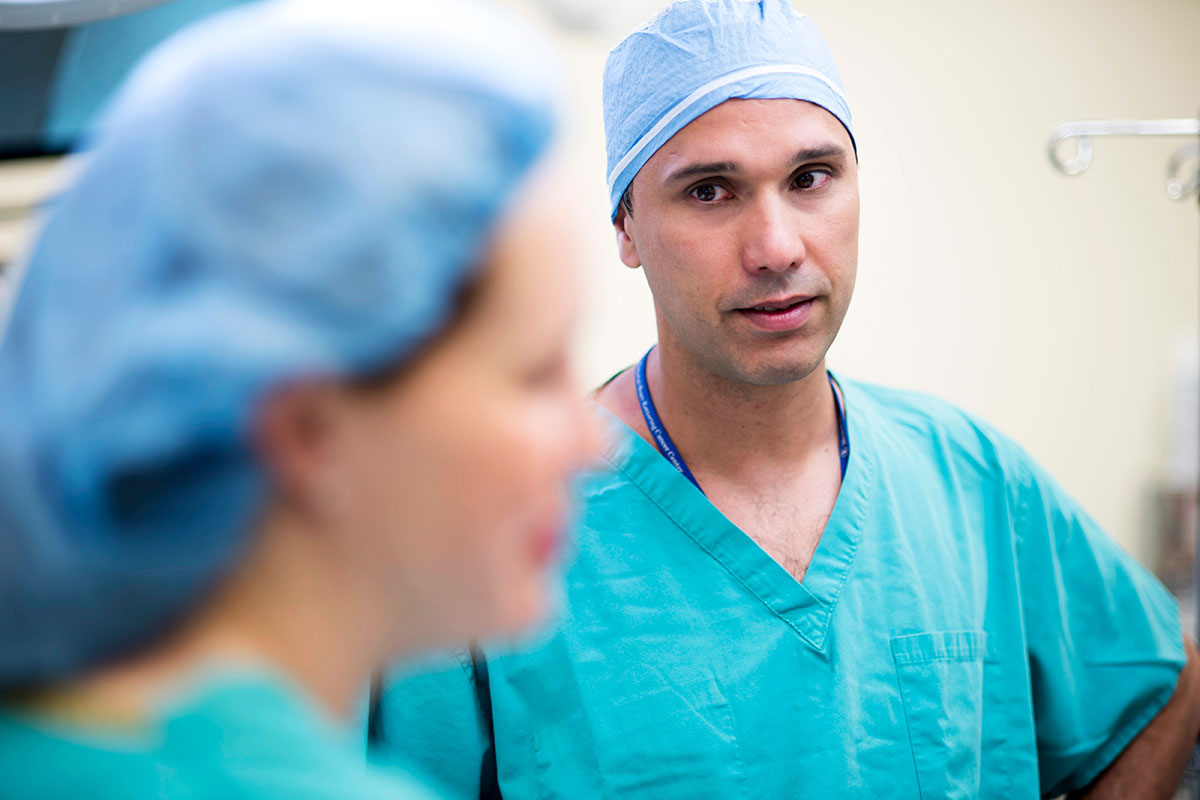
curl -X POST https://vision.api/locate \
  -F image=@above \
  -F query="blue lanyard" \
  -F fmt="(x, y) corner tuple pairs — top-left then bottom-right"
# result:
(634, 347), (850, 494)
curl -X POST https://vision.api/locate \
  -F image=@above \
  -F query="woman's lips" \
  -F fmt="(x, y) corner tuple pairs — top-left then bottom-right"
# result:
(735, 297), (815, 332)
(530, 520), (564, 566)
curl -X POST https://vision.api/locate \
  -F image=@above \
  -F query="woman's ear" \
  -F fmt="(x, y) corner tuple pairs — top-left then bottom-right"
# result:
(252, 382), (348, 520)
(613, 204), (642, 270)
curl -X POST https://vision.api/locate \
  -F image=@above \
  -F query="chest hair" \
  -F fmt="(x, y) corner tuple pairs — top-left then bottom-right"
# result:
(709, 481), (838, 582)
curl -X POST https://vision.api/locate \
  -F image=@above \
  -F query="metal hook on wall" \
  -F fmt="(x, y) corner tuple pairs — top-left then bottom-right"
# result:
(1047, 118), (1200, 200)
(1166, 141), (1200, 202)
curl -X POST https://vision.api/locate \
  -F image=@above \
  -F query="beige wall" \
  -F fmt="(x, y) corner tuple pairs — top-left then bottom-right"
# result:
(506, 0), (1200, 564)
(1, 0), (1196, 566)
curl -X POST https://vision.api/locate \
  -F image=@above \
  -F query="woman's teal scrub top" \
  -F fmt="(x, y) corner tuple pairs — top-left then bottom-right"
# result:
(372, 378), (1185, 799)
(0, 665), (440, 798)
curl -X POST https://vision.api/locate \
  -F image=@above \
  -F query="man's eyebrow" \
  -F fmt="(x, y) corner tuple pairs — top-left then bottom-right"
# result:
(662, 161), (739, 187)
(663, 145), (848, 187)
(793, 145), (847, 163)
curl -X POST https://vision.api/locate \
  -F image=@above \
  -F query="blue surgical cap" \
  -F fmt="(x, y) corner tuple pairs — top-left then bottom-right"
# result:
(603, 0), (853, 219)
(0, 0), (558, 685)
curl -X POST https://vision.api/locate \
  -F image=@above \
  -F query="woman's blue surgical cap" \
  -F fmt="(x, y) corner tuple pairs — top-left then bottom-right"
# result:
(603, 0), (853, 219)
(0, 0), (558, 684)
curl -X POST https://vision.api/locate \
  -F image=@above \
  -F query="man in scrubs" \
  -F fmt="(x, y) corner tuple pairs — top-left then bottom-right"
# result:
(370, 1), (1200, 796)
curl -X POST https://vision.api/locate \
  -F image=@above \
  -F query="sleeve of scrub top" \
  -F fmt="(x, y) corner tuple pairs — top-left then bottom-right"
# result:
(368, 651), (488, 800)
(1010, 449), (1186, 797)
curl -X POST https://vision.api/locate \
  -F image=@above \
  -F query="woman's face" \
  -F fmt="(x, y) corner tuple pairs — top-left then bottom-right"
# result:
(329, 172), (600, 651)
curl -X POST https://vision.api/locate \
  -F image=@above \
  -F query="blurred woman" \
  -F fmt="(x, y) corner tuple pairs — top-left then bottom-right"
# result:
(0, 1), (595, 796)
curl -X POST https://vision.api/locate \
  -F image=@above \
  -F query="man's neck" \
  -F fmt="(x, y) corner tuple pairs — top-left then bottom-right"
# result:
(597, 336), (838, 483)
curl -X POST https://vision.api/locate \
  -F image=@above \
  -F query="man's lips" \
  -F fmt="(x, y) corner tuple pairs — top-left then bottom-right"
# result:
(737, 293), (813, 312)
(733, 295), (816, 333)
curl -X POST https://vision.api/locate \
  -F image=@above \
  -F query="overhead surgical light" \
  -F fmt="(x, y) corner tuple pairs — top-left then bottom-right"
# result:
(0, 0), (172, 29)
(0, 0), (250, 157)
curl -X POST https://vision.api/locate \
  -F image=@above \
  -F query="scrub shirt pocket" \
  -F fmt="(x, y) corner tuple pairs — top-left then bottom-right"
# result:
(891, 631), (988, 800)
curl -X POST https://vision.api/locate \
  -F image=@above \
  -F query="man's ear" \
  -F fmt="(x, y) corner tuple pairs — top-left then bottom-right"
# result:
(613, 204), (641, 269)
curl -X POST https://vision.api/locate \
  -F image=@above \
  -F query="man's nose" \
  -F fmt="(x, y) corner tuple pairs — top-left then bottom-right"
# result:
(739, 192), (806, 275)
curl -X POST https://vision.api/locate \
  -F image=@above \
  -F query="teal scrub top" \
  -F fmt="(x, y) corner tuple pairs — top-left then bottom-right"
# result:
(0, 665), (441, 799)
(371, 378), (1185, 799)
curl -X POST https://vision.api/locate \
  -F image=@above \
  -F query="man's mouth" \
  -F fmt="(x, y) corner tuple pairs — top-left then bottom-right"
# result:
(734, 295), (816, 332)
(745, 297), (809, 312)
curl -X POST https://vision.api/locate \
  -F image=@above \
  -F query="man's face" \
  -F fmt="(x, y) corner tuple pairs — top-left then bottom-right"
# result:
(616, 98), (859, 386)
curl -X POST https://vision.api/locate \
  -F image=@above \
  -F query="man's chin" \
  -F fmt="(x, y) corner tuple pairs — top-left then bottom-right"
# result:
(740, 363), (822, 386)
(722, 341), (829, 386)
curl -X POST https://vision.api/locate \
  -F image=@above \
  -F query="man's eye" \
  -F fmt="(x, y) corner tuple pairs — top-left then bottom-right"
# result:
(689, 183), (729, 202)
(794, 170), (832, 190)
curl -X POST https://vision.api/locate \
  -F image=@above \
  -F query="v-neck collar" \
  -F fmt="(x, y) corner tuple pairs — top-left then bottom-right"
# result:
(590, 374), (871, 654)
